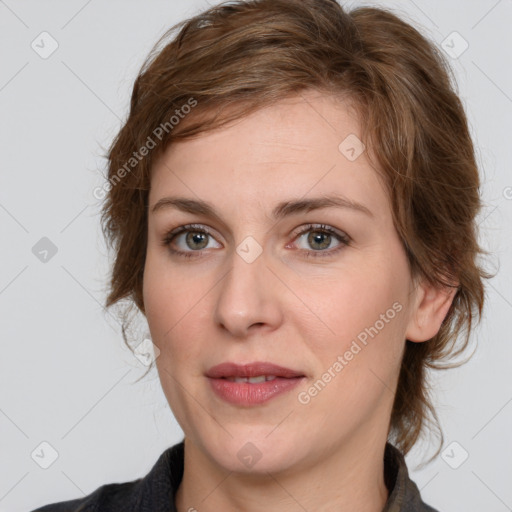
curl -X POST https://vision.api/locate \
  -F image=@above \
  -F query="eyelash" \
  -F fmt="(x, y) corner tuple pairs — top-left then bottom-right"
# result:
(161, 223), (350, 260)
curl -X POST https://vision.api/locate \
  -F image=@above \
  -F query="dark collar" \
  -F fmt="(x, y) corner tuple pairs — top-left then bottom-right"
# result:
(382, 442), (439, 512)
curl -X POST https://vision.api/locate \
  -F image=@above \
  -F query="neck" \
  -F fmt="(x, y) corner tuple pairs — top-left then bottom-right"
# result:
(175, 433), (389, 512)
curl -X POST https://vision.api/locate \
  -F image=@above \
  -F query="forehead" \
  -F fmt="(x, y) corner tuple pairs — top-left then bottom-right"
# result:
(149, 92), (388, 218)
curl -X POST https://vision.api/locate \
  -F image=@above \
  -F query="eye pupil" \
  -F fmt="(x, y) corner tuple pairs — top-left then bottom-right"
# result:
(186, 231), (208, 250)
(308, 231), (331, 250)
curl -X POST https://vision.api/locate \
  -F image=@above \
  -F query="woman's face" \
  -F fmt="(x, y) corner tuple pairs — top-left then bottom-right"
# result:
(143, 91), (423, 474)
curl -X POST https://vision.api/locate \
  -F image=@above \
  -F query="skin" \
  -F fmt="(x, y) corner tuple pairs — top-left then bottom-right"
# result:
(142, 90), (457, 512)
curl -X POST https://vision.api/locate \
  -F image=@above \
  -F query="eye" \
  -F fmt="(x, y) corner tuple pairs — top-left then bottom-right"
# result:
(288, 223), (350, 259)
(161, 223), (350, 260)
(161, 223), (221, 259)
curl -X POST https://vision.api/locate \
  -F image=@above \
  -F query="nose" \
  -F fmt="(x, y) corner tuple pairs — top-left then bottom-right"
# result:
(213, 244), (283, 339)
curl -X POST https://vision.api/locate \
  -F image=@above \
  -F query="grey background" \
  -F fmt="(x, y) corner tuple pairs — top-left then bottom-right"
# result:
(0, 0), (511, 510)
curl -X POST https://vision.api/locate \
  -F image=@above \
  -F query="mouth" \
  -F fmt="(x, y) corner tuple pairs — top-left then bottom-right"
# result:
(205, 361), (306, 406)
(206, 361), (305, 379)
(224, 375), (279, 383)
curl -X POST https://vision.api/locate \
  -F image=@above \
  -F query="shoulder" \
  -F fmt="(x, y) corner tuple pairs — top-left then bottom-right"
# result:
(30, 480), (141, 512)
(30, 441), (185, 512)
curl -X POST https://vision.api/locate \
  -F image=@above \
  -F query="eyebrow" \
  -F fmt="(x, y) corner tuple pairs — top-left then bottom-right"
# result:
(150, 194), (373, 220)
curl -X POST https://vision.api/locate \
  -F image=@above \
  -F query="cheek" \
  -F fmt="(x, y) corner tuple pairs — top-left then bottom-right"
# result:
(301, 252), (410, 372)
(142, 251), (210, 373)
(296, 270), (408, 436)
(143, 245), (191, 335)
(143, 259), (207, 430)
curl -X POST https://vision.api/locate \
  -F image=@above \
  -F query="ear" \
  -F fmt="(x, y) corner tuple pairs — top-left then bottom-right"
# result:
(405, 277), (459, 343)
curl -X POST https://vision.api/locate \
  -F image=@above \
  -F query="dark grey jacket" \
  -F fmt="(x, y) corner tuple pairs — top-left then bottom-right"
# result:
(31, 441), (439, 511)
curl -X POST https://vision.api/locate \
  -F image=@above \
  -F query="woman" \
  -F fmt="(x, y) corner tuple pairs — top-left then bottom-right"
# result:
(33, 0), (489, 510)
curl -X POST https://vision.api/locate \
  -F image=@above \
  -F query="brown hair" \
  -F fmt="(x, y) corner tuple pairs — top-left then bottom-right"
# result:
(100, 0), (491, 462)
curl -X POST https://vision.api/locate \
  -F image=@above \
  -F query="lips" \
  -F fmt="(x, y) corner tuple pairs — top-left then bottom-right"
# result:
(206, 361), (305, 379)
(206, 361), (306, 406)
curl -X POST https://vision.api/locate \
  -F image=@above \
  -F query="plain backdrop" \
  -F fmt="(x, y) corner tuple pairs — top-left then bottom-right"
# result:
(0, 0), (511, 510)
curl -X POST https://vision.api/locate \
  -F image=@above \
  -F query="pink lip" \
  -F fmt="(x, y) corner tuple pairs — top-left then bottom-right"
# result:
(206, 361), (305, 406)
(206, 361), (304, 379)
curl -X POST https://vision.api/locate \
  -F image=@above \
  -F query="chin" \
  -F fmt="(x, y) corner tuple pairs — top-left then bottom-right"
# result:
(200, 431), (305, 475)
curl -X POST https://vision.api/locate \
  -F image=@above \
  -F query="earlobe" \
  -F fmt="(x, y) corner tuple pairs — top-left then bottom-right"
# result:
(405, 279), (459, 343)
